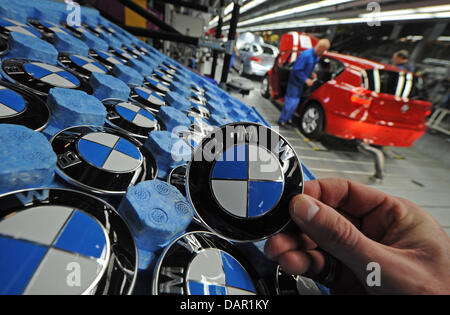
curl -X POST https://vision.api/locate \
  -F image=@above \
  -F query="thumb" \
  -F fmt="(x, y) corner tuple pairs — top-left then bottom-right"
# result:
(289, 194), (377, 271)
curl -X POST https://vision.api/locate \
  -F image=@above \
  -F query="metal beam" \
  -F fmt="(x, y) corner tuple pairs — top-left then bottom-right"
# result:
(123, 25), (199, 45)
(153, 0), (214, 13)
(114, 0), (181, 34)
(220, 2), (240, 85)
(211, 0), (225, 79)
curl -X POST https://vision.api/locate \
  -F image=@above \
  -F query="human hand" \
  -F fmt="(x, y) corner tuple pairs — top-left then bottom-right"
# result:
(264, 178), (450, 294)
(311, 72), (318, 80)
(305, 79), (314, 87)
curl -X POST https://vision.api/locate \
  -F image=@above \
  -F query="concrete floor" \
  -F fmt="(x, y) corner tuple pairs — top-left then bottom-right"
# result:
(223, 71), (450, 236)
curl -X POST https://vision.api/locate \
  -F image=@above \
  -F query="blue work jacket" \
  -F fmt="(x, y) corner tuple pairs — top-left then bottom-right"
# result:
(286, 48), (319, 98)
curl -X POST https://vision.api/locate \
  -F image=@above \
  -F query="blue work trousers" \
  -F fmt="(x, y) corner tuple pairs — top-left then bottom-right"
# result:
(279, 96), (301, 123)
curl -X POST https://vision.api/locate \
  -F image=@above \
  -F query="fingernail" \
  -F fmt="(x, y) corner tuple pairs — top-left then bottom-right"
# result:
(290, 195), (320, 224)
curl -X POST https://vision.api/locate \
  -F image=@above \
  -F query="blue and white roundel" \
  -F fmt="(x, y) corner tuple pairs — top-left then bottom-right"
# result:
(0, 85), (27, 118)
(0, 206), (109, 295)
(211, 144), (284, 218)
(69, 55), (107, 74)
(77, 132), (143, 172)
(0, 17), (41, 38)
(115, 102), (157, 128)
(135, 86), (165, 104)
(95, 50), (123, 65)
(186, 248), (256, 295)
(40, 21), (70, 34)
(24, 62), (80, 89)
(145, 77), (169, 92)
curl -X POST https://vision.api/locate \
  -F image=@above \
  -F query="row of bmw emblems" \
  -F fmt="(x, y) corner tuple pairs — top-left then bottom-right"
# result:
(0, 188), (138, 295)
(0, 80), (50, 131)
(50, 125), (158, 195)
(153, 231), (267, 295)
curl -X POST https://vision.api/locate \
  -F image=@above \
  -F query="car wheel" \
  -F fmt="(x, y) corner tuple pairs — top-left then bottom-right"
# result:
(300, 103), (324, 140)
(260, 75), (270, 98)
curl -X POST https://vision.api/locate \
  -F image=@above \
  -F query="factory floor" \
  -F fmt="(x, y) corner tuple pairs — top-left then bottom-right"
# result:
(222, 71), (450, 237)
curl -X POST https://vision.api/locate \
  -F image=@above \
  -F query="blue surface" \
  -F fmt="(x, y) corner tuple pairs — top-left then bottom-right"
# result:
(0, 124), (56, 194)
(112, 63), (144, 87)
(165, 91), (191, 112)
(52, 31), (90, 57)
(54, 210), (107, 259)
(89, 72), (131, 101)
(45, 87), (106, 136)
(0, 5), (28, 23)
(212, 144), (248, 179)
(0, 87), (27, 114)
(248, 181), (284, 217)
(126, 58), (153, 77)
(157, 106), (191, 133)
(0, 237), (47, 295)
(117, 180), (194, 251)
(221, 252), (256, 293)
(5, 31), (58, 65)
(80, 30), (109, 52)
(144, 131), (192, 179)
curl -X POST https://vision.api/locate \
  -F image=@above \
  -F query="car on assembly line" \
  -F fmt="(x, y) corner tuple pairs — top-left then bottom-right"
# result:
(261, 45), (432, 147)
(233, 42), (279, 77)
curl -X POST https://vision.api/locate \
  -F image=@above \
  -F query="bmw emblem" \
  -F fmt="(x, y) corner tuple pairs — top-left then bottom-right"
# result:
(0, 81), (50, 131)
(159, 64), (177, 76)
(188, 115), (214, 137)
(186, 123), (304, 242)
(153, 231), (267, 295)
(0, 17), (41, 39)
(144, 76), (170, 95)
(401, 104), (410, 113)
(130, 85), (166, 110)
(50, 125), (158, 195)
(190, 91), (207, 105)
(1, 59), (90, 97)
(123, 45), (143, 57)
(0, 36), (8, 56)
(28, 19), (70, 37)
(103, 98), (160, 140)
(61, 22), (94, 38)
(89, 49), (124, 69)
(110, 47), (134, 62)
(188, 102), (210, 119)
(58, 54), (109, 79)
(0, 188), (138, 295)
(161, 61), (178, 73)
(275, 265), (323, 295)
(167, 164), (187, 197)
(82, 23), (103, 37)
(153, 70), (173, 84)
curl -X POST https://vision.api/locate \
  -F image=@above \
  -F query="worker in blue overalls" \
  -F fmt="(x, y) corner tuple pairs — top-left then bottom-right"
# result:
(278, 39), (331, 127)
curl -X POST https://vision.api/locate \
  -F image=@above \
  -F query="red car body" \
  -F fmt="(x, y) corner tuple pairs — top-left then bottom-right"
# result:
(264, 34), (432, 147)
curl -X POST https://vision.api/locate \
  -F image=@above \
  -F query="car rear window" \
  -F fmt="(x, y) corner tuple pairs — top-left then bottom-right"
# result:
(262, 46), (274, 55)
(362, 69), (423, 99)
